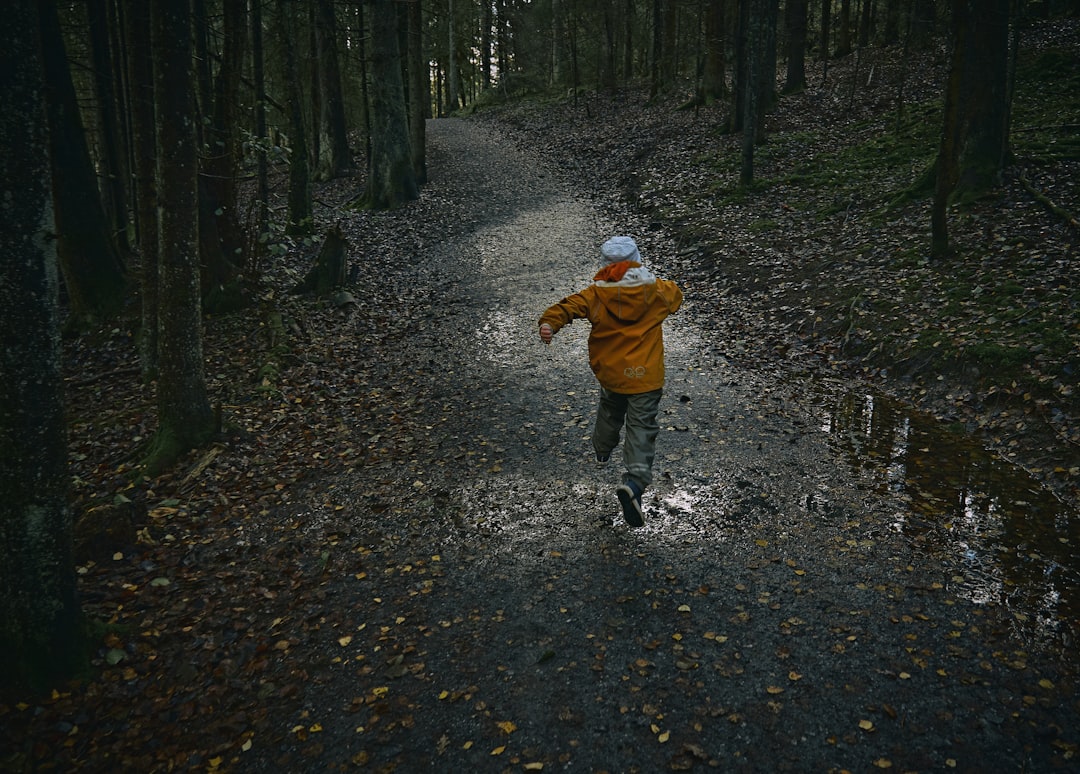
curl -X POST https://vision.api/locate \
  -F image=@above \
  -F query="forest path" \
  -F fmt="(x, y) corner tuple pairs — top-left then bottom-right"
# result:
(245, 119), (1079, 772)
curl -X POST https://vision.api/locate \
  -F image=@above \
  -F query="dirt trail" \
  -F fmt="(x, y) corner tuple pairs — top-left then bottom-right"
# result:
(242, 119), (1078, 772)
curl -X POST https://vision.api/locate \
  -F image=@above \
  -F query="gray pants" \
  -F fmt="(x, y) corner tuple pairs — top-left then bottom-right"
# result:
(592, 387), (663, 490)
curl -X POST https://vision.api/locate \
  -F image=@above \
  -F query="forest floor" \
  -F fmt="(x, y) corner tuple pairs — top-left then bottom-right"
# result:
(3, 21), (1080, 774)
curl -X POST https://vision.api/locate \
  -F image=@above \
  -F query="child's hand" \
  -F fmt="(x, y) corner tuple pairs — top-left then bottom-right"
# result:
(539, 323), (553, 345)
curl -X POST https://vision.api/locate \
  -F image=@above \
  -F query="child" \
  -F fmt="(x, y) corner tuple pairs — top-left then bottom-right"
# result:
(539, 236), (683, 527)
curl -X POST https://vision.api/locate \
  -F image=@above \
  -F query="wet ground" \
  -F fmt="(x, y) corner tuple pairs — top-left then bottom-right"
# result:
(242, 119), (1079, 772)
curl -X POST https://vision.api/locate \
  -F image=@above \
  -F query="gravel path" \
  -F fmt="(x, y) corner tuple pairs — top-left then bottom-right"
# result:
(246, 119), (1079, 772)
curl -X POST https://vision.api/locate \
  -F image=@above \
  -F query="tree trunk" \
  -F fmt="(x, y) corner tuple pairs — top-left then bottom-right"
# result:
(858, 0), (875, 47)
(149, 0), (216, 474)
(406, 0), (428, 184)
(447, 0), (459, 111)
(932, 1), (966, 258)
(701, 0), (727, 102)
(819, 0), (832, 61)
(784, 0), (808, 93)
(204, 0), (247, 258)
(362, 0), (418, 210)
(954, 0), (1011, 197)
(87, 0), (130, 254)
(124, 0), (159, 376)
(250, 0), (270, 275)
(0, 0), (85, 696)
(277, 0), (314, 235)
(552, 0), (565, 86)
(38, 0), (126, 327)
(315, 0), (353, 181)
(836, 0), (853, 57)
(481, 0), (493, 90)
(290, 226), (349, 296)
(883, 0), (901, 43)
(649, 0), (663, 98)
(741, 0), (767, 185)
(932, 0), (1011, 258)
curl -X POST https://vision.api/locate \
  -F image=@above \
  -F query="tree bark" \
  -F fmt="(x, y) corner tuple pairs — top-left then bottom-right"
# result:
(447, 0), (459, 110)
(701, 0), (727, 102)
(277, 0), (314, 235)
(251, 0), (270, 274)
(149, 0), (216, 473)
(932, 1), (966, 258)
(314, 0), (353, 181)
(836, 0), (853, 57)
(0, 0), (84, 696)
(741, 0), (767, 185)
(932, 0), (1011, 257)
(784, 0), (809, 93)
(362, 0), (418, 210)
(954, 0), (1011, 196)
(39, 0), (126, 327)
(87, 0), (130, 254)
(406, 0), (428, 184)
(124, 0), (159, 376)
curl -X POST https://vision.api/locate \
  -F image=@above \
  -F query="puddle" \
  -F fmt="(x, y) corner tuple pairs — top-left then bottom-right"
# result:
(820, 389), (1079, 647)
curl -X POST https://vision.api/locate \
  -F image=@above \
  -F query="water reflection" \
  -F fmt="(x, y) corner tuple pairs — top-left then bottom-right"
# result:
(822, 390), (1079, 647)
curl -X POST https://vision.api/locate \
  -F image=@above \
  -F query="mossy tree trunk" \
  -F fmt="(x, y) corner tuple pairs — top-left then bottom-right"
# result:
(148, 0), (216, 475)
(362, 0), (418, 210)
(0, 0), (85, 696)
(39, 0), (126, 328)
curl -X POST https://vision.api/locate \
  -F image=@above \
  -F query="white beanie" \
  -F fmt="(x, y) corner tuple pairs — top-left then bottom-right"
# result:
(600, 236), (641, 265)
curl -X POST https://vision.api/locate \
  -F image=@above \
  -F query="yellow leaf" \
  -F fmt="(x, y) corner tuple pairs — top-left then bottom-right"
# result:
(241, 738), (252, 752)
(490, 746), (505, 755)
(438, 690), (449, 700)
(309, 723), (323, 732)
(859, 719), (875, 731)
(462, 741), (473, 750)
(497, 720), (517, 734)
(208, 757), (223, 769)
(678, 604), (691, 613)
(658, 731), (670, 743)
(1038, 678), (1054, 689)
(755, 539), (769, 547)
(524, 763), (544, 771)
(766, 686), (784, 695)
(788, 671), (802, 681)
(874, 758), (892, 768)
(338, 635), (353, 647)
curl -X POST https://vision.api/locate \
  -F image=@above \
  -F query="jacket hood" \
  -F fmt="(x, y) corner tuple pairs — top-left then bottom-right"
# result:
(593, 265), (658, 323)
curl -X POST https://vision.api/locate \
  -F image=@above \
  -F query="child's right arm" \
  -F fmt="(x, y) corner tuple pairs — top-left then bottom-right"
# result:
(538, 290), (591, 342)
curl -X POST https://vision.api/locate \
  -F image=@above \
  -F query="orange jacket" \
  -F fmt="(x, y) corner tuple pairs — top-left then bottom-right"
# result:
(540, 263), (683, 394)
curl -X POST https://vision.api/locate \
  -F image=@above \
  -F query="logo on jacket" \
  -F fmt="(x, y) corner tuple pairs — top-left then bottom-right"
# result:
(624, 366), (647, 379)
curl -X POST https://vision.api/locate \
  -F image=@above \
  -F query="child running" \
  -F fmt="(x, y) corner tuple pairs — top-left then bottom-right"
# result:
(539, 236), (683, 527)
